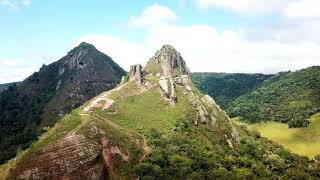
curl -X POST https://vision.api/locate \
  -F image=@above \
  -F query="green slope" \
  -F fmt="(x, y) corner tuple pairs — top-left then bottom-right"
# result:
(192, 72), (272, 109)
(228, 66), (320, 127)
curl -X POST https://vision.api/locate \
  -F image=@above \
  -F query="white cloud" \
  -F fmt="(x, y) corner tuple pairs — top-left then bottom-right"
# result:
(0, 59), (39, 83)
(76, 4), (320, 74)
(0, 0), (31, 10)
(21, 0), (31, 6)
(75, 34), (152, 71)
(194, 0), (288, 15)
(284, 0), (320, 19)
(0, 0), (17, 9)
(193, 0), (320, 19)
(128, 4), (178, 28)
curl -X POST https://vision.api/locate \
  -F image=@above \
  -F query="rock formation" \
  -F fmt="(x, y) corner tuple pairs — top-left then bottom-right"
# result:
(129, 64), (143, 84)
(145, 45), (190, 78)
(11, 134), (105, 179)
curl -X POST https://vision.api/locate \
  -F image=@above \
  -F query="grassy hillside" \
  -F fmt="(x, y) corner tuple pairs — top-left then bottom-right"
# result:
(192, 72), (272, 109)
(234, 113), (320, 158)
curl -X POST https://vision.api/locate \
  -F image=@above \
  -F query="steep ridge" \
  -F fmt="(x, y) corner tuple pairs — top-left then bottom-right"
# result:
(0, 42), (126, 164)
(1, 45), (320, 179)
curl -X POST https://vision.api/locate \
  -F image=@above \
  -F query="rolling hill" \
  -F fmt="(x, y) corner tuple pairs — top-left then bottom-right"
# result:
(228, 66), (320, 127)
(194, 67), (320, 128)
(192, 73), (272, 109)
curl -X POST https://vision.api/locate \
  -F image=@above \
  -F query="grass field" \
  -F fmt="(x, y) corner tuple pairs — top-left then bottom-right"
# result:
(234, 113), (320, 159)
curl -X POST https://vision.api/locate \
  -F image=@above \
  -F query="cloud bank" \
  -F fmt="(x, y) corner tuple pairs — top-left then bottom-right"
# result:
(78, 3), (320, 74)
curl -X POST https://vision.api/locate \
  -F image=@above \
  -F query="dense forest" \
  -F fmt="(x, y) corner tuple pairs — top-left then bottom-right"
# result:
(192, 73), (272, 109)
(193, 67), (320, 128)
(228, 66), (320, 127)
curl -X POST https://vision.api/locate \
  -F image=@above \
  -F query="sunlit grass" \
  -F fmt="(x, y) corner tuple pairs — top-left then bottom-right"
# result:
(234, 113), (320, 158)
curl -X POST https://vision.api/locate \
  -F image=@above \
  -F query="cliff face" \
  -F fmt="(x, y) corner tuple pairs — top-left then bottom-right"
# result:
(0, 42), (126, 165)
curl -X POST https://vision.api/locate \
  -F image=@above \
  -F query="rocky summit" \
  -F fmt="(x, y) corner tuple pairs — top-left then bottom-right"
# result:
(1, 45), (318, 180)
(145, 45), (190, 78)
(0, 42), (126, 165)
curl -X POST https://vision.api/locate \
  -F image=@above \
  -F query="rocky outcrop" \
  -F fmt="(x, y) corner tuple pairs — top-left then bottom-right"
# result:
(129, 64), (143, 84)
(11, 134), (105, 180)
(145, 45), (190, 78)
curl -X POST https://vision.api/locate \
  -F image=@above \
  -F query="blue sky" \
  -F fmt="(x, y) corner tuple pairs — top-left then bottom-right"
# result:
(1, 0), (320, 83)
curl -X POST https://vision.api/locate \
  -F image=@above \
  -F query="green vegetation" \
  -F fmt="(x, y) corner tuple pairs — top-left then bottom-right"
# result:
(234, 113), (320, 158)
(2, 76), (320, 179)
(0, 43), (125, 165)
(144, 62), (163, 75)
(193, 67), (320, 128)
(98, 85), (195, 135)
(192, 72), (272, 109)
(136, 117), (320, 179)
(228, 66), (320, 127)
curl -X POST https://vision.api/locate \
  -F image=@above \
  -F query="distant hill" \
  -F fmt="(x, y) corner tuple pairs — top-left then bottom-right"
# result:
(193, 67), (320, 128)
(192, 73), (272, 109)
(0, 42), (126, 164)
(1, 45), (319, 179)
(228, 66), (320, 127)
(0, 82), (21, 92)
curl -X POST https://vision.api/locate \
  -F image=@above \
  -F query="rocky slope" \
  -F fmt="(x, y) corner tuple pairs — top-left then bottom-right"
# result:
(1, 45), (320, 179)
(0, 42), (126, 164)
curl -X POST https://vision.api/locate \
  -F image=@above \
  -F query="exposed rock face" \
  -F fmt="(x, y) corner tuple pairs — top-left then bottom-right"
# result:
(129, 64), (143, 84)
(145, 45), (190, 78)
(11, 134), (105, 180)
(145, 45), (190, 105)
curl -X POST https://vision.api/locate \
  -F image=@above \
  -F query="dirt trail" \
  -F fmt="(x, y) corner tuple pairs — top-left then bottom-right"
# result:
(81, 83), (151, 164)
(83, 84), (125, 112)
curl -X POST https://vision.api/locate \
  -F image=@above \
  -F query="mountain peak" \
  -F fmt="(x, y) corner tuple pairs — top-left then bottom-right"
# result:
(145, 45), (190, 78)
(78, 42), (95, 49)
